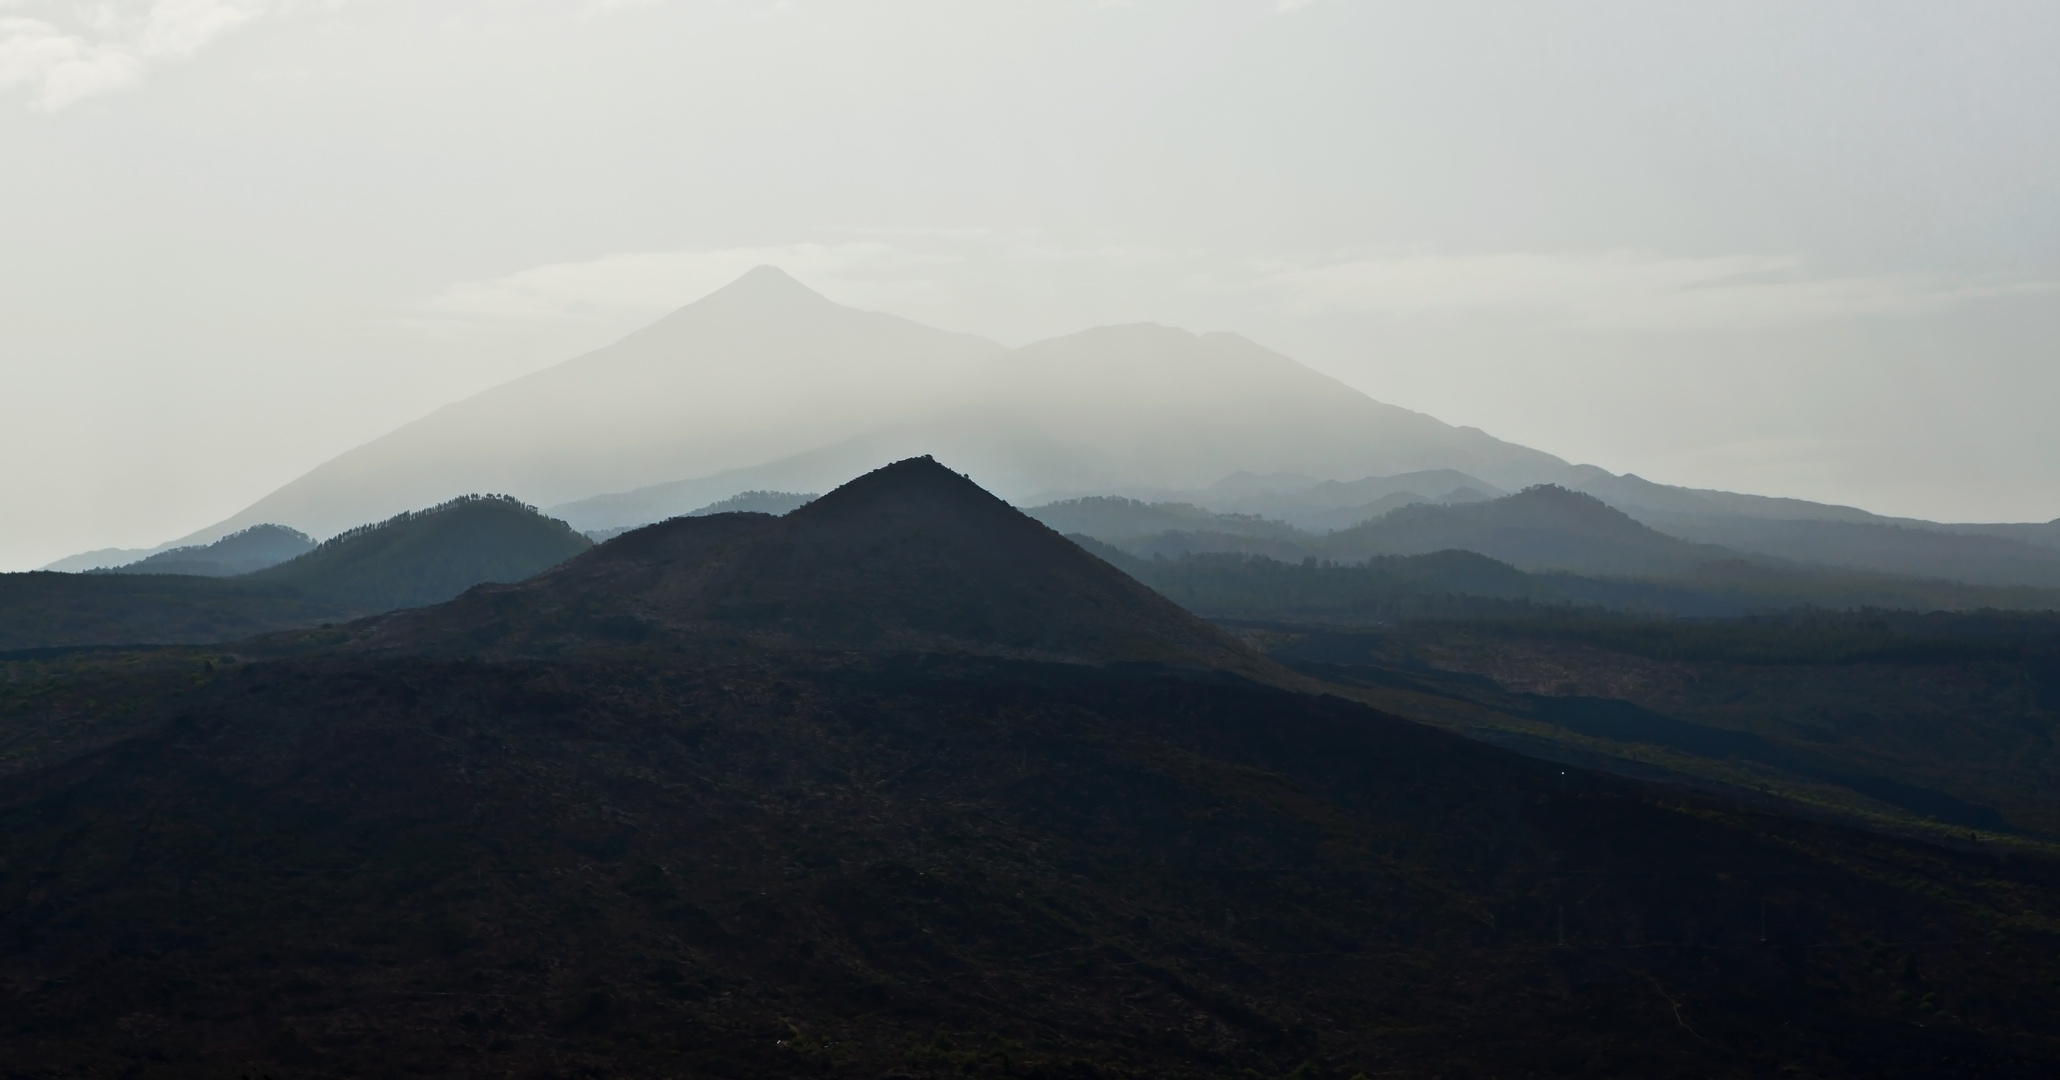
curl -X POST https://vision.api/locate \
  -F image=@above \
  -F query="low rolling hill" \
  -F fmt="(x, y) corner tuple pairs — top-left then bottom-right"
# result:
(249, 494), (591, 612)
(1042, 485), (1733, 577)
(1319, 485), (1733, 575)
(0, 496), (590, 651)
(95, 524), (315, 577)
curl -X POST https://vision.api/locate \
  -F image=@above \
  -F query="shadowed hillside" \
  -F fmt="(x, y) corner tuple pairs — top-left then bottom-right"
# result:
(2, 457), (2058, 1078)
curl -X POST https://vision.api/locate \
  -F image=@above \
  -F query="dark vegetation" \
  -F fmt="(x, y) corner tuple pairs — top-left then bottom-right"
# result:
(3, 459), (2059, 1077)
(0, 496), (590, 650)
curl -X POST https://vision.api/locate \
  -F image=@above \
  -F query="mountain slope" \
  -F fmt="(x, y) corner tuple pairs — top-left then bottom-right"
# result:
(1561, 470), (2060, 586)
(98, 523), (314, 577)
(3, 459), (2058, 1076)
(1630, 512), (2060, 588)
(201, 267), (1010, 540)
(1322, 484), (1737, 576)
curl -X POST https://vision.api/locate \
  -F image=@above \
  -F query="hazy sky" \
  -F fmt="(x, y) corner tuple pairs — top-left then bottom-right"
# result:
(4, 0), (2057, 569)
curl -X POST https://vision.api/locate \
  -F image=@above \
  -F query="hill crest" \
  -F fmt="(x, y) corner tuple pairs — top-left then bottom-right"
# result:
(252, 494), (592, 611)
(373, 458), (1273, 676)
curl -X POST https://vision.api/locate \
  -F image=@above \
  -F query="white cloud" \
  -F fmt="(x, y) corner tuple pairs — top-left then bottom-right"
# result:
(421, 238), (2060, 340)
(1250, 250), (2060, 332)
(0, 0), (276, 110)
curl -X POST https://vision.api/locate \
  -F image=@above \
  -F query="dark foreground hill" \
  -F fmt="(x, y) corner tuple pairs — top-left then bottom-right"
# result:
(2, 460), (2058, 1078)
(0, 497), (590, 651)
(369, 459), (1262, 674)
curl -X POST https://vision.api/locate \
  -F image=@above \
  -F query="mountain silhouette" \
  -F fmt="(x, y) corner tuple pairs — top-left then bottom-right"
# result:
(374, 458), (1267, 675)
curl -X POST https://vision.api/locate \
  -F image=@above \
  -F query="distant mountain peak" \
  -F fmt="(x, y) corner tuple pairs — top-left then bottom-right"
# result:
(692, 264), (837, 313)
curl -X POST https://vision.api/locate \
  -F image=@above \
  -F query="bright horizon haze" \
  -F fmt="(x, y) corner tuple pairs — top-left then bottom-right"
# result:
(3, 0), (2057, 570)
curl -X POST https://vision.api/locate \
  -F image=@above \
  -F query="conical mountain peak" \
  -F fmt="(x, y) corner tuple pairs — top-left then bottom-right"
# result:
(690, 264), (838, 315)
(781, 456), (1007, 526)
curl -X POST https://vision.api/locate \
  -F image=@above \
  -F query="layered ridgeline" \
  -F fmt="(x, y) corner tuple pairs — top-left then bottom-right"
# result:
(0, 496), (589, 651)
(55, 265), (2057, 588)
(137, 266), (1566, 546)
(1155, 468), (2060, 590)
(4, 455), (2058, 1077)
(1042, 484), (2060, 611)
(1056, 485), (1725, 576)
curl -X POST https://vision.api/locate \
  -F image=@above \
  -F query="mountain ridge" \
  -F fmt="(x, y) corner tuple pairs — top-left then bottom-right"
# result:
(364, 458), (1274, 678)
(154, 267), (1570, 545)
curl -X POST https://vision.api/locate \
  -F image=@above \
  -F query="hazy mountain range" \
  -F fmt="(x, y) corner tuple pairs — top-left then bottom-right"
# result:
(41, 267), (2060, 594)
(51, 266), (1565, 558)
